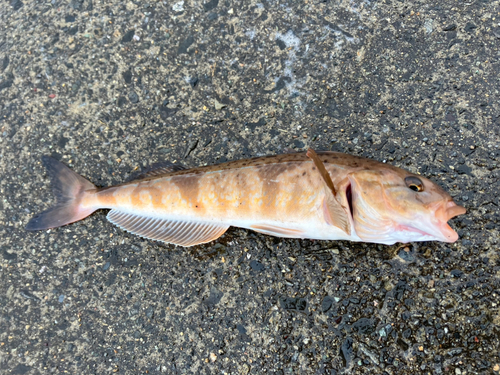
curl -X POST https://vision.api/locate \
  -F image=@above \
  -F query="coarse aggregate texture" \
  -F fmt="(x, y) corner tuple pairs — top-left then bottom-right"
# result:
(1, 0), (500, 374)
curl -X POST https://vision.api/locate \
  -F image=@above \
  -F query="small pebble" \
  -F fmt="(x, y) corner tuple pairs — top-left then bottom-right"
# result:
(128, 91), (139, 103)
(214, 99), (226, 110)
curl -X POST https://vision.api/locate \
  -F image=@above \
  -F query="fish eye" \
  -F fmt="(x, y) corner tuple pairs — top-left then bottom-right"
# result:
(405, 176), (424, 192)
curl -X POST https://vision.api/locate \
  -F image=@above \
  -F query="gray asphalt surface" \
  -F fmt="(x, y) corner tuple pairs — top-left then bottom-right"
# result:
(1, 0), (500, 374)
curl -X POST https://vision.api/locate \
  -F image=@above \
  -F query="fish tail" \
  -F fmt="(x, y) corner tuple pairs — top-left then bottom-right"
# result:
(26, 156), (97, 231)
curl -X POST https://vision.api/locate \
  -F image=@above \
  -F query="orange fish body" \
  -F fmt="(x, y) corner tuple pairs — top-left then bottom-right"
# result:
(26, 150), (466, 246)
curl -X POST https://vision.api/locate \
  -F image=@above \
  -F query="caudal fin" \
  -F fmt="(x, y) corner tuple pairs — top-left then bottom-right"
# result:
(26, 156), (97, 231)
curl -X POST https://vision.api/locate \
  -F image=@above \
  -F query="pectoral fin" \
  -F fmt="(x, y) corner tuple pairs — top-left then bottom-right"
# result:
(307, 148), (351, 235)
(322, 193), (351, 235)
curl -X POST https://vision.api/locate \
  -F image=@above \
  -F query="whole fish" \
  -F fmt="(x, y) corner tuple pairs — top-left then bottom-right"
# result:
(26, 149), (466, 246)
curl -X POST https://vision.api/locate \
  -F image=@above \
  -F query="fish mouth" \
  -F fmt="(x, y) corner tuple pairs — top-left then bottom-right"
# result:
(392, 201), (466, 243)
(413, 200), (466, 243)
(435, 201), (466, 242)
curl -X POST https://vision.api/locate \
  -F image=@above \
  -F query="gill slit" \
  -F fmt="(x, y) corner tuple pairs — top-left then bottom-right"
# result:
(346, 183), (354, 221)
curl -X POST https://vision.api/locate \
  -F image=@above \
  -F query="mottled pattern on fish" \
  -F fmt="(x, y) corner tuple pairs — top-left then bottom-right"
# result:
(89, 153), (386, 221)
(83, 153), (352, 242)
(26, 151), (466, 246)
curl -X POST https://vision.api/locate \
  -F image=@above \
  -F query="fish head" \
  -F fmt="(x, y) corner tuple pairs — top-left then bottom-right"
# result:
(346, 168), (466, 244)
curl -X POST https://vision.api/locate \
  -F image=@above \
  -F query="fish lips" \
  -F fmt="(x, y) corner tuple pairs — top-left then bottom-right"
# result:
(435, 201), (466, 242)
(446, 201), (467, 221)
(414, 201), (466, 243)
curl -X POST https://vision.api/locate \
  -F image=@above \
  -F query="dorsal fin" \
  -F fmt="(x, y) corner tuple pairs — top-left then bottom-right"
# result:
(127, 162), (187, 181)
(306, 148), (351, 235)
(283, 147), (297, 154)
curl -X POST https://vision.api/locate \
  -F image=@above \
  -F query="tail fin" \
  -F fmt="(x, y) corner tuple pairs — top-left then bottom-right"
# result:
(26, 156), (97, 231)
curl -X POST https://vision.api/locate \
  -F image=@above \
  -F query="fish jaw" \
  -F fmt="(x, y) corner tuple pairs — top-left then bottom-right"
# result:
(347, 171), (466, 244)
(399, 200), (466, 243)
(436, 222), (459, 243)
(393, 222), (458, 243)
(424, 200), (466, 243)
(354, 207), (462, 245)
(363, 201), (465, 245)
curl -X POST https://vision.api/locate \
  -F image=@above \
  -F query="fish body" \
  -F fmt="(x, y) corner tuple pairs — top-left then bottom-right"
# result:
(26, 151), (466, 246)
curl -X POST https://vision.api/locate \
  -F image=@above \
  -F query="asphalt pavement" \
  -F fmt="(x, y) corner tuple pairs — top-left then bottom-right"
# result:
(1, 0), (499, 374)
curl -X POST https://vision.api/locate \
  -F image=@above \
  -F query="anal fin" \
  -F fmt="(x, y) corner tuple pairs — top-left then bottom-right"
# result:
(107, 210), (229, 247)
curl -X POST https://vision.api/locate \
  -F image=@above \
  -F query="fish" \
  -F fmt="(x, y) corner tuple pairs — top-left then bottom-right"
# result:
(25, 149), (466, 246)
